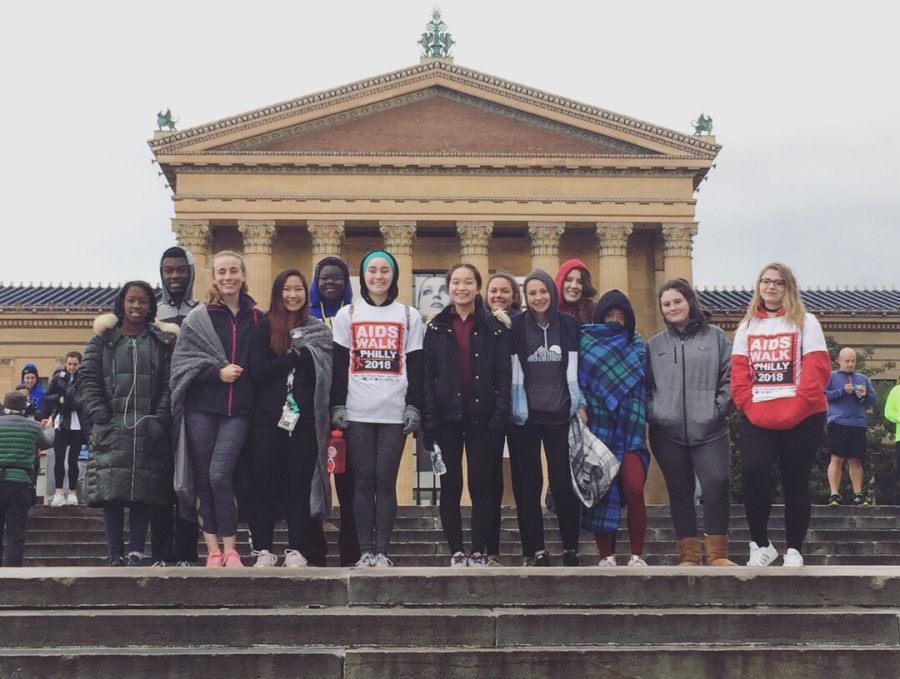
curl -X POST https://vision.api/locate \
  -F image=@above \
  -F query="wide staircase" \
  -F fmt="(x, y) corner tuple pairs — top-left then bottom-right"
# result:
(0, 505), (897, 678)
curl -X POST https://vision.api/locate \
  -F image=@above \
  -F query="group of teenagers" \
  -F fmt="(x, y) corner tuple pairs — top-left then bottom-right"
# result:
(6, 244), (834, 570)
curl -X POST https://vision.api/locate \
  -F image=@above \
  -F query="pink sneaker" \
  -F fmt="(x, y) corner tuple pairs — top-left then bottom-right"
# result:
(223, 550), (244, 568)
(205, 551), (223, 568)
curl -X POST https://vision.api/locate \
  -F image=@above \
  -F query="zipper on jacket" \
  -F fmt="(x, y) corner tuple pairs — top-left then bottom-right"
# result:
(680, 339), (689, 443)
(228, 313), (238, 417)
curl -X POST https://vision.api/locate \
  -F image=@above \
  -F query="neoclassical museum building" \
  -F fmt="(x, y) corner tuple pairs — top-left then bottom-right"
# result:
(2, 54), (898, 503)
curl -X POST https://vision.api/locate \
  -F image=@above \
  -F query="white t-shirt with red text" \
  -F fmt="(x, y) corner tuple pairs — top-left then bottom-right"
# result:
(332, 300), (424, 424)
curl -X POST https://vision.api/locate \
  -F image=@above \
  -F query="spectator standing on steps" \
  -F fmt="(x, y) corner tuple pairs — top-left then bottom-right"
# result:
(42, 352), (87, 508)
(150, 246), (201, 567)
(825, 347), (877, 507)
(884, 380), (900, 497)
(20, 364), (45, 414)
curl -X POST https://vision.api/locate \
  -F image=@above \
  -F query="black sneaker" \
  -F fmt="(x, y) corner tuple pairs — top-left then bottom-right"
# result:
(828, 494), (841, 507)
(562, 551), (581, 567)
(106, 555), (125, 567)
(852, 493), (869, 507)
(531, 552), (552, 567)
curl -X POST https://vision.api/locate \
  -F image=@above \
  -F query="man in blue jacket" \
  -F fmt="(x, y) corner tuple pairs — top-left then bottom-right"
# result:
(825, 348), (877, 506)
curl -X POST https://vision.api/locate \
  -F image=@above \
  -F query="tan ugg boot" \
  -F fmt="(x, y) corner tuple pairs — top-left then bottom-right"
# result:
(704, 535), (737, 566)
(677, 537), (702, 566)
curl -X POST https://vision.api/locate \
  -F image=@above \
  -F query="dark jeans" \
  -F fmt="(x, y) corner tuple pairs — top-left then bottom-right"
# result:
(486, 429), (509, 556)
(185, 411), (250, 538)
(303, 462), (360, 566)
(650, 432), (732, 538)
(740, 412), (825, 551)
(248, 418), (318, 554)
(150, 500), (200, 563)
(103, 501), (152, 559)
(511, 420), (581, 555)
(0, 481), (33, 567)
(347, 421), (406, 555)
(435, 419), (494, 555)
(53, 429), (85, 491)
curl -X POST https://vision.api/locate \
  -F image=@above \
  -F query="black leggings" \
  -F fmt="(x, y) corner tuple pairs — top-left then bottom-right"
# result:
(511, 420), (581, 555)
(435, 419), (493, 555)
(53, 429), (85, 491)
(740, 412), (825, 551)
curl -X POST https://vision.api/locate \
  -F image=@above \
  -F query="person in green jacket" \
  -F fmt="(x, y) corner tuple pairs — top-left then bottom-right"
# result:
(80, 281), (179, 566)
(884, 381), (900, 494)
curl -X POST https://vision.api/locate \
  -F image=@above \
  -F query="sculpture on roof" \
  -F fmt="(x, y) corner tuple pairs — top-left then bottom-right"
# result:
(156, 109), (178, 132)
(692, 113), (713, 136)
(419, 8), (455, 59)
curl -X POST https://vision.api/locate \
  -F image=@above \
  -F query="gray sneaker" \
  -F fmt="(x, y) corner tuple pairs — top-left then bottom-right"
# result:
(355, 552), (376, 567)
(372, 553), (394, 568)
(251, 550), (278, 568)
(283, 549), (308, 568)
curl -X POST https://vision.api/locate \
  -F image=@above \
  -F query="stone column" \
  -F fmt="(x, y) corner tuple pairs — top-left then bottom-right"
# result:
(171, 218), (211, 302)
(307, 220), (346, 270)
(378, 221), (417, 305)
(528, 222), (565, 273)
(238, 220), (277, 310)
(456, 221), (493, 275)
(661, 223), (698, 284)
(595, 222), (633, 295)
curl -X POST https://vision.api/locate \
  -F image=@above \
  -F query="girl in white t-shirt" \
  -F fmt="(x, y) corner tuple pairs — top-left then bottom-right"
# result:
(330, 250), (424, 567)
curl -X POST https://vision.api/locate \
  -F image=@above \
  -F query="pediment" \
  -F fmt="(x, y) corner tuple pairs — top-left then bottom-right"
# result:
(211, 88), (659, 156)
(150, 61), (719, 160)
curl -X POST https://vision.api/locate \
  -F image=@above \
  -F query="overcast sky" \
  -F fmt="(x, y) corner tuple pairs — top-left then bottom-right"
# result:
(2, 0), (897, 290)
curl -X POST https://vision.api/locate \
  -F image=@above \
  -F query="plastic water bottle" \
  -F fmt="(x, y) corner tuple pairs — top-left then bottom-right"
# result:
(327, 430), (346, 474)
(430, 443), (447, 476)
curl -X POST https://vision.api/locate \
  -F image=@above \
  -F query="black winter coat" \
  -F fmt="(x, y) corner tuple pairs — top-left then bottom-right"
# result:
(423, 300), (511, 432)
(42, 370), (86, 430)
(80, 314), (177, 507)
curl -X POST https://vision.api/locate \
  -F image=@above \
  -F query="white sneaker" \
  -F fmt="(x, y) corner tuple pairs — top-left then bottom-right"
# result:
(468, 552), (487, 568)
(355, 552), (376, 567)
(251, 549), (278, 568)
(746, 541), (779, 567)
(782, 548), (804, 568)
(50, 493), (65, 508)
(450, 551), (468, 568)
(597, 555), (617, 567)
(66, 492), (79, 506)
(627, 555), (648, 567)
(283, 549), (308, 568)
(372, 553), (394, 568)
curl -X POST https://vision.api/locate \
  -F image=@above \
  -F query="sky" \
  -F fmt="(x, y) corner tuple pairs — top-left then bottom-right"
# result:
(2, 0), (898, 290)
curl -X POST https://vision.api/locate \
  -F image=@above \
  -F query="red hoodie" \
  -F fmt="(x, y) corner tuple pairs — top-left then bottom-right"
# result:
(730, 309), (830, 430)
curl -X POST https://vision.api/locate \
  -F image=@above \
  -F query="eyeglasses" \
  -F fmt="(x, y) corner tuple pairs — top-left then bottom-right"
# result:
(759, 278), (786, 288)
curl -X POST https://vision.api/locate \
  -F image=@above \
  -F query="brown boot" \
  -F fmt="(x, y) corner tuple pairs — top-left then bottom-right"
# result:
(704, 535), (737, 566)
(677, 537), (702, 566)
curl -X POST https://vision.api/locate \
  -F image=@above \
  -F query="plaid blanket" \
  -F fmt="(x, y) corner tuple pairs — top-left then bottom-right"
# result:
(578, 323), (650, 533)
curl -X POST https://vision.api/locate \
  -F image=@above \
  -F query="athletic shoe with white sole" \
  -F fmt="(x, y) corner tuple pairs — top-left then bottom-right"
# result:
(782, 548), (804, 568)
(450, 551), (468, 568)
(746, 541), (779, 567)
(283, 549), (308, 568)
(49, 493), (66, 508)
(627, 555), (648, 567)
(597, 555), (617, 567)
(251, 549), (278, 568)
(355, 552), (376, 567)
(372, 553), (394, 568)
(66, 492), (79, 506)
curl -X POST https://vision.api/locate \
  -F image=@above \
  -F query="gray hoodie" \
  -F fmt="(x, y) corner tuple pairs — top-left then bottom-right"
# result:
(157, 247), (197, 325)
(646, 322), (733, 446)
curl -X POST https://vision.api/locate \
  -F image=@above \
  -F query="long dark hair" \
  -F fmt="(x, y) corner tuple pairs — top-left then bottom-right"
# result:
(658, 278), (707, 327)
(487, 272), (522, 312)
(114, 280), (157, 325)
(268, 269), (310, 356)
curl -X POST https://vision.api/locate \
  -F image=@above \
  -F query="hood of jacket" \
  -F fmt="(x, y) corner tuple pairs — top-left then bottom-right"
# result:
(554, 258), (590, 316)
(593, 289), (636, 339)
(310, 256), (353, 318)
(522, 269), (559, 319)
(21, 362), (40, 383)
(159, 247), (197, 310)
(358, 250), (400, 306)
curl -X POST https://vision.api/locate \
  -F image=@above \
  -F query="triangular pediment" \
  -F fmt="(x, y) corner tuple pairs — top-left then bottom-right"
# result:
(210, 88), (659, 156)
(150, 61), (719, 160)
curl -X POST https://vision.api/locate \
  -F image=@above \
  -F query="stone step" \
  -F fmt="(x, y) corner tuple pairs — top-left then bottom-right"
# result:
(1, 607), (896, 649)
(2, 568), (898, 610)
(2, 645), (896, 679)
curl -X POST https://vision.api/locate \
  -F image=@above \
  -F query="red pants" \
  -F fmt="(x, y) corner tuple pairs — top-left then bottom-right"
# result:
(594, 452), (647, 557)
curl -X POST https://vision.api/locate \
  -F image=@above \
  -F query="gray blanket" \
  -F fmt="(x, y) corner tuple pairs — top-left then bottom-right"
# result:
(169, 304), (228, 521)
(290, 317), (334, 519)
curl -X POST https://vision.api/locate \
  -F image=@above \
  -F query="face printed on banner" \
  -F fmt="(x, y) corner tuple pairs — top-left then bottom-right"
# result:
(660, 289), (690, 328)
(487, 278), (514, 312)
(759, 268), (787, 309)
(282, 275), (306, 313)
(417, 276), (449, 315)
(525, 279), (551, 315)
(562, 268), (584, 304)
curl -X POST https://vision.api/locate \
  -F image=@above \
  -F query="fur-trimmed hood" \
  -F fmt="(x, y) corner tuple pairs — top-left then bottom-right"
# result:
(92, 312), (180, 342)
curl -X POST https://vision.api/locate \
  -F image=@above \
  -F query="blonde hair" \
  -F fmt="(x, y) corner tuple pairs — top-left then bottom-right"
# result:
(742, 262), (806, 327)
(205, 250), (249, 306)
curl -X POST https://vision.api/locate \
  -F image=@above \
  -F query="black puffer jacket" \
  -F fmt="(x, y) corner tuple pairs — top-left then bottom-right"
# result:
(423, 297), (511, 432)
(80, 313), (178, 507)
(42, 369), (86, 430)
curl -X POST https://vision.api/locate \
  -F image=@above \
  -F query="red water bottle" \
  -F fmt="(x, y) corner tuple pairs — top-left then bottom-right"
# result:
(327, 430), (346, 474)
